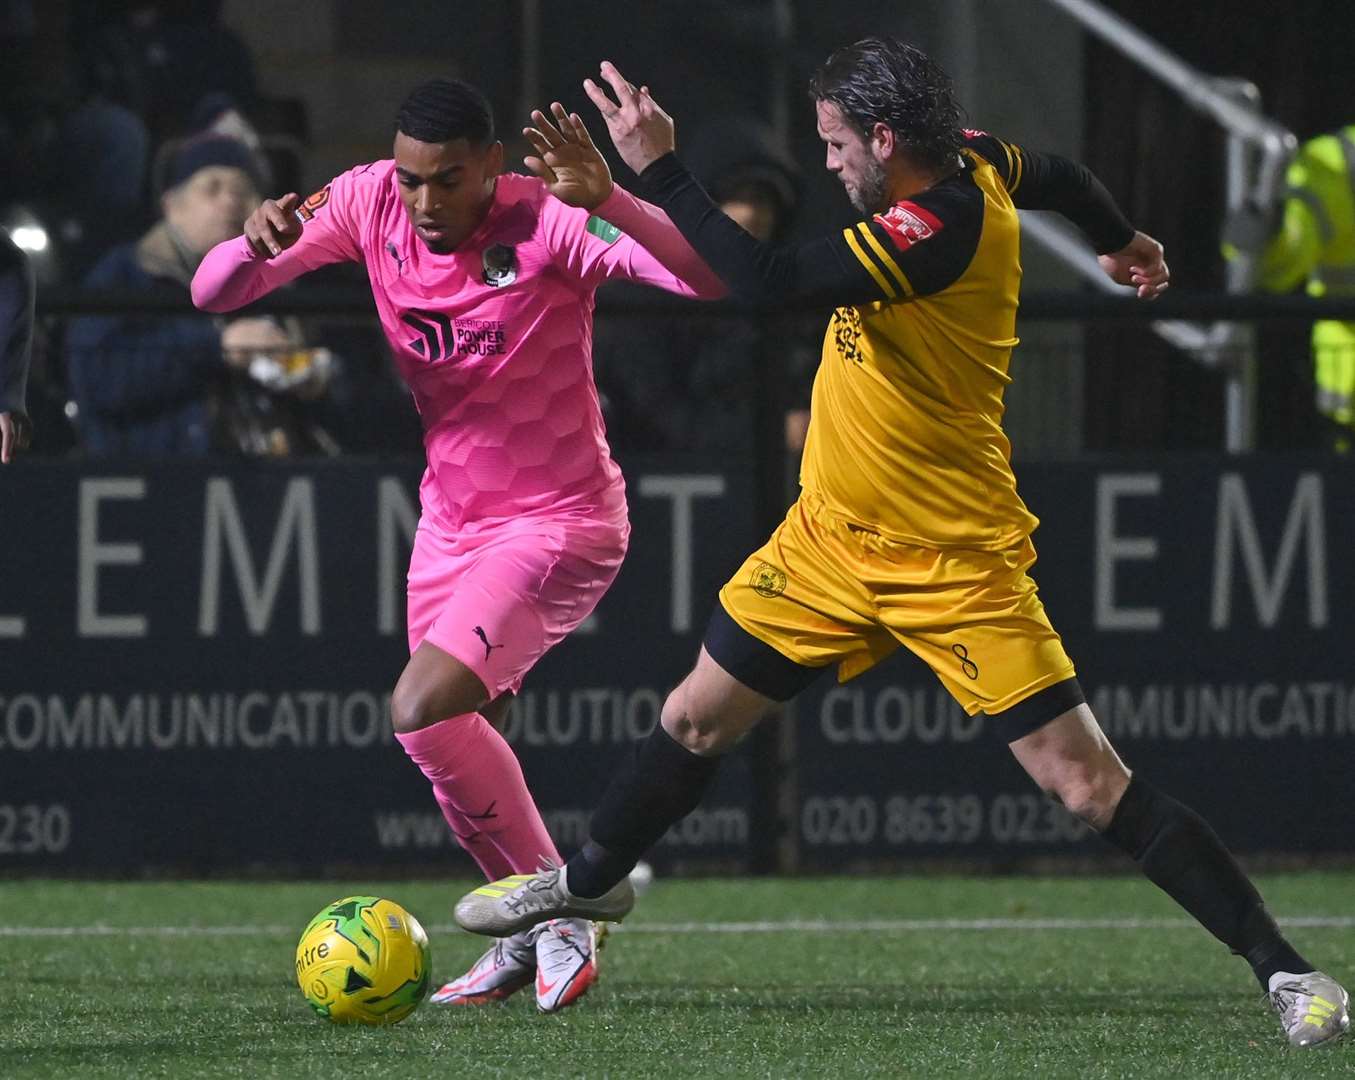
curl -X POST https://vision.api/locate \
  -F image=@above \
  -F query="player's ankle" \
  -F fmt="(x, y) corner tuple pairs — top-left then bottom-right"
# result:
(565, 843), (629, 899)
(1247, 938), (1316, 991)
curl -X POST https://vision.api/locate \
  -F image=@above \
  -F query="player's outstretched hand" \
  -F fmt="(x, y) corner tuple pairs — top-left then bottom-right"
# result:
(0, 410), (32, 463)
(1098, 231), (1170, 300)
(244, 193), (302, 259)
(582, 60), (675, 177)
(523, 102), (614, 211)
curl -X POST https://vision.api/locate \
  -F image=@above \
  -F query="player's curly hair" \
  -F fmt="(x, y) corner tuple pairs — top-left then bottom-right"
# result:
(395, 79), (495, 146)
(809, 37), (964, 172)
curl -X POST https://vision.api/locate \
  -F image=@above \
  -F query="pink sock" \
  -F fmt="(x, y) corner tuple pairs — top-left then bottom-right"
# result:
(396, 713), (561, 877)
(433, 793), (515, 880)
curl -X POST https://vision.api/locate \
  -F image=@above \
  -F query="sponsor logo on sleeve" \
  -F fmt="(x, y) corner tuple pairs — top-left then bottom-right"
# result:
(585, 215), (622, 244)
(295, 186), (331, 222)
(874, 201), (944, 251)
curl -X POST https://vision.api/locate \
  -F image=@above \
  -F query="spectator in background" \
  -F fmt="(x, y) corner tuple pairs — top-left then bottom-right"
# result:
(592, 115), (813, 456)
(1227, 125), (1355, 452)
(0, 227), (35, 462)
(185, 92), (274, 192)
(216, 314), (342, 457)
(68, 0), (258, 148)
(687, 116), (818, 453)
(1, 1), (264, 283)
(64, 134), (292, 455)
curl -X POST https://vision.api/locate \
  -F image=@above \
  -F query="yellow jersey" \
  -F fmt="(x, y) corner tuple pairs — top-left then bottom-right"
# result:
(639, 132), (1135, 549)
(802, 137), (1031, 548)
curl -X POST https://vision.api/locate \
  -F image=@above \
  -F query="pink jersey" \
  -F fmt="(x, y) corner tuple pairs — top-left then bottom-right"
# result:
(193, 165), (725, 531)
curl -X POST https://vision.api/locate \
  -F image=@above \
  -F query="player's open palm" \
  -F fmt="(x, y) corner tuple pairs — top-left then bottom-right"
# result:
(582, 60), (675, 176)
(1098, 230), (1170, 299)
(523, 103), (614, 211)
(244, 193), (303, 259)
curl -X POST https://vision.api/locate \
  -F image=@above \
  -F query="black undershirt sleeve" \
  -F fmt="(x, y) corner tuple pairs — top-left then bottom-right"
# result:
(965, 133), (1136, 255)
(636, 152), (886, 308)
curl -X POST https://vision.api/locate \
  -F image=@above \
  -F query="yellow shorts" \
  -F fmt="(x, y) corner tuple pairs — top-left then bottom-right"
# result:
(717, 494), (1076, 716)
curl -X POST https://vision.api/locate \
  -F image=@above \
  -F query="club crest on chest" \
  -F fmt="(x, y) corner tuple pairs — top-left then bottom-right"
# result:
(482, 244), (517, 287)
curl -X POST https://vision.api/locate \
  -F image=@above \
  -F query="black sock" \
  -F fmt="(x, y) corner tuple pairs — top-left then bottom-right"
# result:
(565, 724), (721, 898)
(1102, 774), (1313, 989)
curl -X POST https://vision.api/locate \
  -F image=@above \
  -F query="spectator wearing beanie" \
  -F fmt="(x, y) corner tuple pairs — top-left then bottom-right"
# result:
(64, 134), (264, 455)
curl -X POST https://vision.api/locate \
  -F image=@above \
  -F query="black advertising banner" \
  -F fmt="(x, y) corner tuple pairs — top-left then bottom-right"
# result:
(1, 456), (1352, 874)
(0, 458), (757, 874)
(794, 457), (1355, 868)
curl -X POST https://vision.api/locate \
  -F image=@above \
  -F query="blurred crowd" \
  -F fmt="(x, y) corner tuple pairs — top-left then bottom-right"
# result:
(1, 1), (427, 458)
(0, 1), (817, 462)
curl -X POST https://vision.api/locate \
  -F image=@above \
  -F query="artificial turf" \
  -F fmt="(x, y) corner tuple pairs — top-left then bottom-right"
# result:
(4, 872), (1352, 1078)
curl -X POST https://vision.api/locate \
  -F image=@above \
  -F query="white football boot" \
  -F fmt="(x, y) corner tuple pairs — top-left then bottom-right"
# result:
(455, 861), (635, 936)
(1268, 970), (1350, 1048)
(429, 931), (536, 1005)
(533, 918), (600, 1013)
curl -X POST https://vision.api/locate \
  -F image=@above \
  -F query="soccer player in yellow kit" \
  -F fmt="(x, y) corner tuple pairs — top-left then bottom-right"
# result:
(457, 39), (1350, 1047)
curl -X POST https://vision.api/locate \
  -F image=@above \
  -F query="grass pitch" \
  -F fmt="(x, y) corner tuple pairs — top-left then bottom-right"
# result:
(4, 873), (1352, 1078)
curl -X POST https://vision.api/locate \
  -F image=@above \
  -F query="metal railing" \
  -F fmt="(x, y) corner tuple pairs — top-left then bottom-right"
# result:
(1039, 0), (1298, 451)
(28, 291), (1352, 465)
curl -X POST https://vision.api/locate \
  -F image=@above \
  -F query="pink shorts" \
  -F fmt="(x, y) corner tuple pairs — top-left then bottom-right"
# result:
(406, 510), (629, 697)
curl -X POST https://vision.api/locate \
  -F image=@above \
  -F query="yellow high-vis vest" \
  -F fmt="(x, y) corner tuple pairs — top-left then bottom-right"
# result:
(1252, 126), (1355, 430)
(1258, 126), (1355, 429)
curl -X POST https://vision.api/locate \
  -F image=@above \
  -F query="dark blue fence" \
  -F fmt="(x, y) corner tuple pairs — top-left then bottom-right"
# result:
(0, 455), (1350, 873)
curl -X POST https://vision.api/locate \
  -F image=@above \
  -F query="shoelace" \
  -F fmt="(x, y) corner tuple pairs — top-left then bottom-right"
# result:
(539, 924), (590, 965)
(505, 860), (564, 915)
(1268, 984), (1298, 1017)
(1268, 981), (1319, 1028)
(501, 933), (539, 965)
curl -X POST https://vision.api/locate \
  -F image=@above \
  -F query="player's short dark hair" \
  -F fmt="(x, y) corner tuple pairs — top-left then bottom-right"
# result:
(395, 79), (495, 146)
(808, 37), (964, 172)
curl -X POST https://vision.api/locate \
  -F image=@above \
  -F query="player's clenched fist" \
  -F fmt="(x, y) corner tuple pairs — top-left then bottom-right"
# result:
(244, 193), (302, 258)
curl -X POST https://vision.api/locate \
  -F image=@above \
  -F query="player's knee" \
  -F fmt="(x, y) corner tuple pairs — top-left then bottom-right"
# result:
(671, 719), (734, 756)
(479, 694), (512, 732)
(389, 682), (435, 735)
(1046, 767), (1129, 831)
(661, 688), (736, 757)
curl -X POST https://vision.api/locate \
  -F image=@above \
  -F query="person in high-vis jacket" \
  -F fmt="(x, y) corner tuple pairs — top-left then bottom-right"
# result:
(1236, 126), (1355, 450)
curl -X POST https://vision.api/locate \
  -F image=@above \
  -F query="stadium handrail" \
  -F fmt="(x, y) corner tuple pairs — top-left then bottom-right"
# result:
(35, 286), (1355, 322)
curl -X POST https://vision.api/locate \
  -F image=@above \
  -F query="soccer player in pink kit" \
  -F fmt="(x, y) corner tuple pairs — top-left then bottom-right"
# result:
(192, 79), (724, 1012)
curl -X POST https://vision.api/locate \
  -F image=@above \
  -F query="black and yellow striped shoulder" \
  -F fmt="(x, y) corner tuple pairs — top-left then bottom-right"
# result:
(839, 172), (986, 301)
(962, 130), (1025, 196)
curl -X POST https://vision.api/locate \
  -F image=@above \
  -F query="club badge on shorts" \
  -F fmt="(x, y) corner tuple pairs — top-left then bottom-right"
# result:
(750, 562), (787, 598)
(482, 244), (517, 287)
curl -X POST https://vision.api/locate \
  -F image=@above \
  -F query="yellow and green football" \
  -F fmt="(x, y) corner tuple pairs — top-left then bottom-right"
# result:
(295, 895), (431, 1025)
